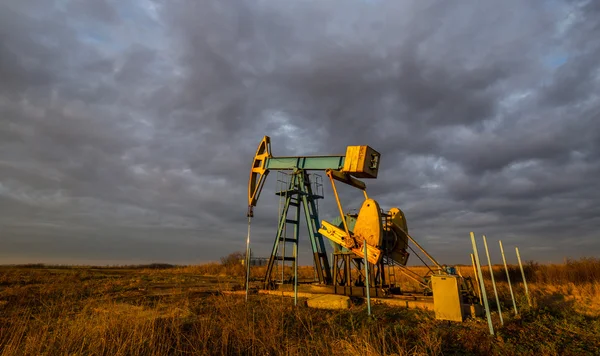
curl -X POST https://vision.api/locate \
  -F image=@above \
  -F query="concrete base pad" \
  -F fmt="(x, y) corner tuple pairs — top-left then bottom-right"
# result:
(371, 297), (434, 311)
(306, 294), (351, 310)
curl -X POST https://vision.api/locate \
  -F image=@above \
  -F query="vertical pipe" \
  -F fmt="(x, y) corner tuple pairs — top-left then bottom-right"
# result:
(470, 232), (494, 336)
(327, 171), (351, 238)
(331, 252), (335, 286)
(245, 217), (252, 302)
(516, 247), (531, 307)
(281, 222), (286, 285)
(471, 253), (483, 304)
(331, 252), (334, 271)
(293, 190), (301, 307)
(364, 243), (371, 316)
(483, 235), (503, 325)
(294, 243), (298, 306)
(499, 240), (518, 315)
(279, 181), (286, 286)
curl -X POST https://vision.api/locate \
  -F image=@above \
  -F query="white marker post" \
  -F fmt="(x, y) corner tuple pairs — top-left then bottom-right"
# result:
(364, 243), (371, 316)
(516, 247), (532, 307)
(293, 242), (298, 306)
(483, 235), (503, 325)
(471, 232), (494, 336)
(471, 253), (483, 304)
(499, 240), (518, 315)
(245, 217), (252, 302)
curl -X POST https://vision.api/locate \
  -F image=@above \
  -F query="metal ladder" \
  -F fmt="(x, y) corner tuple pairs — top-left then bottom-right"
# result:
(387, 256), (397, 287)
(274, 171), (300, 285)
(265, 170), (332, 288)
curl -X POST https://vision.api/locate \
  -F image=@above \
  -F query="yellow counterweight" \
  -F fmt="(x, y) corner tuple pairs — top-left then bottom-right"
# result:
(318, 199), (386, 264)
(319, 198), (411, 266)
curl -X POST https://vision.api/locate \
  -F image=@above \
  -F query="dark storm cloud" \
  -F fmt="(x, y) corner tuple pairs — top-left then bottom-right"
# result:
(0, 0), (598, 265)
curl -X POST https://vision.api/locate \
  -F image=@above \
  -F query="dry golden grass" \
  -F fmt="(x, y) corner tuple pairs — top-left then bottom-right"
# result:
(0, 258), (599, 355)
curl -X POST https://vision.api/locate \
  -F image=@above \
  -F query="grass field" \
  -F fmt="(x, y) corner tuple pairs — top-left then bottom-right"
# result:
(1, 258), (599, 355)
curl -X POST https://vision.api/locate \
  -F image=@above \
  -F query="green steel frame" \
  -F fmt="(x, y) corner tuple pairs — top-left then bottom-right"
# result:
(266, 156), (345, 171)
(264, 170), (332, 288)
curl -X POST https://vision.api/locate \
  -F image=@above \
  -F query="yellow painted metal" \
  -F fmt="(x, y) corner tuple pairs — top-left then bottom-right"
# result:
(353, 199), (383, 248)
(248, 136), (271, 210)
(319, 221), (354, 248)
(327, 169), (367, 190)
(326, 170), (352, 240)
(318, 221), (381, 264)
(386, 208), (410, 265)
(342, 146), (380, 178)
(389, 208), (408, 233)
(323, 169), (381, 263)
(354, 242), (382, 264)
(431, 275), (464, 322)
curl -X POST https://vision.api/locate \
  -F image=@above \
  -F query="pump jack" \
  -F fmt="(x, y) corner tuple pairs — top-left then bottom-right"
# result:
(247, 136), (481, 320)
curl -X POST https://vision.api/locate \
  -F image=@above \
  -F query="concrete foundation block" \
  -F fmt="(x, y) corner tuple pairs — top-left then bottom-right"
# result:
(306, 294), (351, 310)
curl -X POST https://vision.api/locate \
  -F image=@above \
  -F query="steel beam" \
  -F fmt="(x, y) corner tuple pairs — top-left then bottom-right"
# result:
(266, 156), (345, 171)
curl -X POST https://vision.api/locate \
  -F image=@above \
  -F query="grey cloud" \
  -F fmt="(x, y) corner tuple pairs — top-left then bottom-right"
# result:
(0, 0), (599, 265)
(66, 0), (119, 24)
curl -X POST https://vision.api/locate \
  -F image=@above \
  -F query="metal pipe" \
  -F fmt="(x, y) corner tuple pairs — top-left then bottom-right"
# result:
(407, 244), (435, 275)
(516, 247), (531, 307)
(404, 231), (443, 270)
(326, 171), (352, 241)
(396, 264), (429, 289)
(245, 217), (252, 302)
(364, 243), (371, 316)
(471, 253), (483, 304)
(470, 232), (494, 336)
(278, 183), (285, 286)
(499, 240), (518, 315)
(293, 191), (301, 306)
(282, 222), (286, 285)
(331, 252), (334, 283)
(294, 243), (298, 306)
(483, 235), (503, 325)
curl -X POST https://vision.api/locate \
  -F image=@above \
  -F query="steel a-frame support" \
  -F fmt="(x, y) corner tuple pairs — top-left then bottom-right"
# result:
(264, 170), (332, 288)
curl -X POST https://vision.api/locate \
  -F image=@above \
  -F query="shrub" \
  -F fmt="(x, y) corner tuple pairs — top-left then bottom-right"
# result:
(220, 251), (245, 266)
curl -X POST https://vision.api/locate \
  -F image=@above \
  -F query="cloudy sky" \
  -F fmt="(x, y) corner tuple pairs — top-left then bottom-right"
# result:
(1, 0), (599, 266)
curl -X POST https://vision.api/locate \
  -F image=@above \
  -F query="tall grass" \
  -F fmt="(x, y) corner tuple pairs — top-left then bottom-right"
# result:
(1, 258), (599, 355)
(515, 257), (600, 284)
